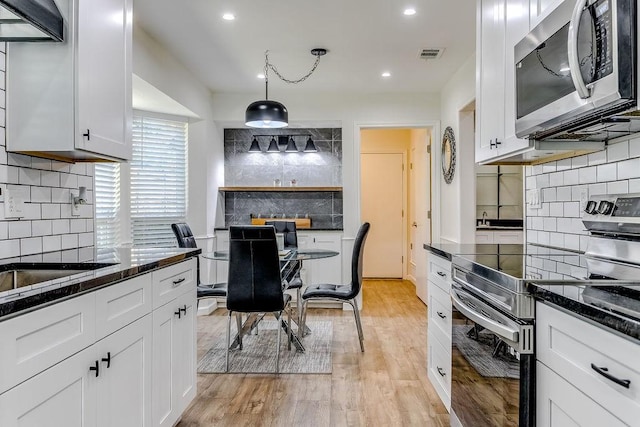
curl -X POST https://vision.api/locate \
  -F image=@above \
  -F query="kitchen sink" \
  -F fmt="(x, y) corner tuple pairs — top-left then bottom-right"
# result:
(0, 263), (117, 293)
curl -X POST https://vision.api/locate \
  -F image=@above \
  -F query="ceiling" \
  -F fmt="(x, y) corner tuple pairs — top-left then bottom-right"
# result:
(133, 0), (476, 96)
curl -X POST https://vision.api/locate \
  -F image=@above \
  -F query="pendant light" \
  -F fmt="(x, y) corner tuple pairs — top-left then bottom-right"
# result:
(267, 136), (279, 153)
(245, 49), (327, 129)
(248, 137), (261, 152)
(285, 137), (298, 152)
(304, 137), (318, 152)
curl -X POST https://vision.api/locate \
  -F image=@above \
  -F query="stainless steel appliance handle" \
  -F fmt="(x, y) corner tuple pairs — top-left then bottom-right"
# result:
(450, 288), (519, 343)
(567, 0), (591, 99)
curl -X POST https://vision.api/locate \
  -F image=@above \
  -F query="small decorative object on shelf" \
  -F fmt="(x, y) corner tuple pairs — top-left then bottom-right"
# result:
(290, 179), (297, 187)
(273, 178), (281, 187)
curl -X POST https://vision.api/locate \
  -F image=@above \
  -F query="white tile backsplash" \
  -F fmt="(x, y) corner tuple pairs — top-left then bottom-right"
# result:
(526, 135), (640, 251)
(0, 42), (95, 259)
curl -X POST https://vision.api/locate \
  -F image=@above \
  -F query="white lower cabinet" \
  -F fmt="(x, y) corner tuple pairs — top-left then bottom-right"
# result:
(0, 314), (152, 427)
(0, 258), (198, 427)
(536, 302), (640, 426)
(152, 289), (197, 427)
(426, 252), (452, 410)
(297, 231), (342, 286)
(476, 230), (523, 244)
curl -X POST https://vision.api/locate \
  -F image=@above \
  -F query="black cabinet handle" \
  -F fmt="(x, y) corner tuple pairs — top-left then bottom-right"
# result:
(180, 305), (187, 315)
(172, 277), (186, 286)
(490, 138), (502, 149)
(89, 360), (100, 377)
(436, 271), (446, 277)
(591, 363), (630, 389)
(101, 352), (111, 369)
(174, 308), (182, 319)
(83, 129), (90, 141)
(437, 366), (446, 377)
(437, 311), (446, 319)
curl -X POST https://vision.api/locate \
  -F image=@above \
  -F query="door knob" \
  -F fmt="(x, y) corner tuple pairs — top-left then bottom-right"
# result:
(412, 222), (418, 227)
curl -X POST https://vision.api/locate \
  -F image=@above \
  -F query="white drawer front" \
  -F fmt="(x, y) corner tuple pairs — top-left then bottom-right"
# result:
(95, 273), (152, 339)
(428, 254), (451, 293)
(429, 283), (452, 341)
(0, 292), (96, 394)
(152, 259), (197, 309)
(537, 303), (640, 426)
(428, 332), (451, 409)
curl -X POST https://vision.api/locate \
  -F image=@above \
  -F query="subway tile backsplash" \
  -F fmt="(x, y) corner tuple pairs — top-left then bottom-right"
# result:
(0, 43), (94, 259)
(525, 135), (640, 251)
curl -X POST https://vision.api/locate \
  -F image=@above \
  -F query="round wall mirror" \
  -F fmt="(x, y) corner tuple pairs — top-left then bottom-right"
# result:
(442, 126), (456, 184)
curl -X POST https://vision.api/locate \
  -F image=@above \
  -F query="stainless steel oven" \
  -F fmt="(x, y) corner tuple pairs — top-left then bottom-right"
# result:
(450, 261), (535, 427)
(514, 0), (637, 142)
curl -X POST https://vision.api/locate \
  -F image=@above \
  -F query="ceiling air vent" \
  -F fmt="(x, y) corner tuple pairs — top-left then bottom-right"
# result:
(419, 48), (444, 60)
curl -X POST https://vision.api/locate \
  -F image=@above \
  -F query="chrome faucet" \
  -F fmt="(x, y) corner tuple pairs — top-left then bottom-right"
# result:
(482, 211), (488, 225)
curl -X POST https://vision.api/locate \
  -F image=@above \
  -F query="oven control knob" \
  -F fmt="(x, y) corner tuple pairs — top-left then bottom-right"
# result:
(597, 200), (614, 215)
(584, 200), (597, 214)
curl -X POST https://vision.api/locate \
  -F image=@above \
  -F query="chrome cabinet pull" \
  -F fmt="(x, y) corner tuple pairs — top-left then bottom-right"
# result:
(591, 363), (631, 389)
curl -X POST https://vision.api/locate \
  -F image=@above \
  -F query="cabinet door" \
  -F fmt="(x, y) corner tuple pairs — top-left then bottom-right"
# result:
(476, 231), (494, 243)
(96, 315), (152, 427)
(503, 0), (531, 153)
(151, 290), (196, 427)
(476, 0), (506, 163)
(309, 233), (342, 285)
(529, 0), (564, 29)
(537, 362), (626, 427)
(0, 344), (97, 427)
(76, 0), (132, 160)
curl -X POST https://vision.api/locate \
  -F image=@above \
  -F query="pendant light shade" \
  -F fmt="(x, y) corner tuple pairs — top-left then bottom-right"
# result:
(267, 136), (279, 152)
(304, 137), (318, 152)
(249, 137), (261, 152)
(285, 137), (298, 152)
(245, 100), (288, 128)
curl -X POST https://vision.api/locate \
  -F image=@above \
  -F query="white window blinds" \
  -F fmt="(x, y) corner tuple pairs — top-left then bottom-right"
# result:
(131, 115), (188, 247)
(94, 163), (121, 247)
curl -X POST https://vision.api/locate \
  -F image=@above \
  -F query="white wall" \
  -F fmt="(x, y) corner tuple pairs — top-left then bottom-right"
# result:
(211, 92), (441, 239)
(438, 54), (476, 243)
(132, 28), (223, 238)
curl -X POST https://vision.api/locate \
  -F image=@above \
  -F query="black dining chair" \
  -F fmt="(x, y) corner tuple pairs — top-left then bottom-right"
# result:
(265, 221), (304, 323)
(171, 223), (227, 306)
(300, 222), (370, 352)
(226, 225), (293, 372)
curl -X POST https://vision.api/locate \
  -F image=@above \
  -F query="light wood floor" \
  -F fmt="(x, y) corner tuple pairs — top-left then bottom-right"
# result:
(177, 279), (449, 426)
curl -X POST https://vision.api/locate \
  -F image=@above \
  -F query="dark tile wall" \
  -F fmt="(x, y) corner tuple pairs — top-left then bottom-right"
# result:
(223, 128), (343, 229)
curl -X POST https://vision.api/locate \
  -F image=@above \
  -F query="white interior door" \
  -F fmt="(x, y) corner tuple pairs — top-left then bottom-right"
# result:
(361, 153), (404, 278)
(410, 131), (431, 301)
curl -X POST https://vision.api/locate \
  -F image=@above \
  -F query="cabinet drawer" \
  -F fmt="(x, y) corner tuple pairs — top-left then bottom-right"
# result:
(428, 254), (451, 292)
(429, 283), (452, 341)
(428, 332), (451, 409)
(152, 258), (197, 309)
(0, 292), (96, 394)
(537, 303), (640, 425)
(95, 273), (152, 339)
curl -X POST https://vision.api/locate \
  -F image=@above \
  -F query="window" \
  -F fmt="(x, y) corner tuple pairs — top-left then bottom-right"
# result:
(130, 115), (188, 247)
(95, 163), (121, 247)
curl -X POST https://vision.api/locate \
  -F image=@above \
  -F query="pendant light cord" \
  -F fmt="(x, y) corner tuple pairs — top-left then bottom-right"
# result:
(264, 50), (322, 85)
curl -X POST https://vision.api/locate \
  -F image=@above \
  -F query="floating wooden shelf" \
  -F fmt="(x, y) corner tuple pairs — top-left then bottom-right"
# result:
(219, 186), (342, 192)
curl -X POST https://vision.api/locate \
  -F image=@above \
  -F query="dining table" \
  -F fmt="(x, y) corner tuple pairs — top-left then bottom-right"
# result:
(201, 248), (339, 352)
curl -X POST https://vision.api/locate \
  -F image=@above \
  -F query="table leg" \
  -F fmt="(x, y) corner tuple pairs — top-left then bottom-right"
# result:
(229, 312), (306, 352)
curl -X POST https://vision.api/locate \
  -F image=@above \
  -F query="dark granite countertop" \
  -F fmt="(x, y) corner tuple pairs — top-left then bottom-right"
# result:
(0, 247), (200, 321)
(423, 242), (528, 260)
(528, 283), (640, 342)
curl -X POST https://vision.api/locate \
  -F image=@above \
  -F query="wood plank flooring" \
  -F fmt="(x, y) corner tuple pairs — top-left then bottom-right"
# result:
(178, 279), (449, 426)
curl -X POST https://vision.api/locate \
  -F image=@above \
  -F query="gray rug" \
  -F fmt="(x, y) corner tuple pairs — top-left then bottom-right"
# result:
(452, 324), (520, 379)
(198, 320), (332, 374)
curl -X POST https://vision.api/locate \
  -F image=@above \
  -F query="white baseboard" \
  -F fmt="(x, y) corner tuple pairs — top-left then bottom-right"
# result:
(197, 299), (217, 316)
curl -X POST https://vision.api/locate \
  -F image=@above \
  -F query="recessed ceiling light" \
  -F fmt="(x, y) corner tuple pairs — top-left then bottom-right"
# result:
(222, 13), (235, 20)
(382, 72), (391, 78)
(403, 8), (416, 16)
(257, 73), (265, 79)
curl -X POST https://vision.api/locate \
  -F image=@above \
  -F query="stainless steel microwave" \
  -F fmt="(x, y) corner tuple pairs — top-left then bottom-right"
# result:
(515, 0), (637, 142)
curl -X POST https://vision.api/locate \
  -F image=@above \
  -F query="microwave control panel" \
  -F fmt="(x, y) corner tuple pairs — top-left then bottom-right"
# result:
(591, 0), (613, 80)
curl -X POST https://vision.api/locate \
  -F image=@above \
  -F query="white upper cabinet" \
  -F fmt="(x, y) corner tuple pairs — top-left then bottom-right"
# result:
(529, 0), (564, 29)
(6, 0), (132, 162)
(476, 0), (530, 164)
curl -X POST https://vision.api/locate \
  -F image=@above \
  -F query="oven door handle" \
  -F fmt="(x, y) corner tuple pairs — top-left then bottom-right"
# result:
(567, 0), (591, 99)
(450, 288), (519, 344)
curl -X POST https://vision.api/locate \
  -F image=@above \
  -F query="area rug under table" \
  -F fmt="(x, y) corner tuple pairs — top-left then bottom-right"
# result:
(198, 320), (332, 374)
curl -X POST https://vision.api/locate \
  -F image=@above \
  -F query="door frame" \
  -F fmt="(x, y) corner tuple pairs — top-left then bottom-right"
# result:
(354, 121), (440, 278)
